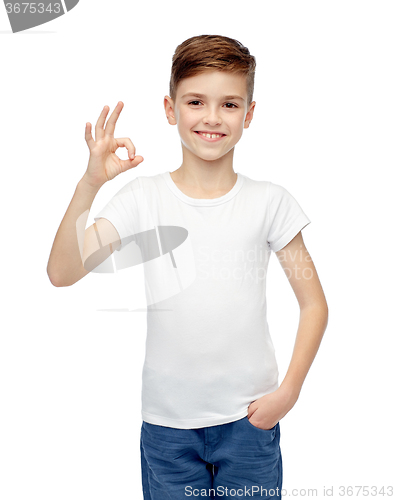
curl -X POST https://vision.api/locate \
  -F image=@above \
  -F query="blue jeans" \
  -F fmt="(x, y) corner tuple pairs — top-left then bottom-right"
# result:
(140, 416), (282, 499)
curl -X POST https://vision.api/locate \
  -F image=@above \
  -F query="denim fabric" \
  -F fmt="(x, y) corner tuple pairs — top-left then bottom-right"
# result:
(140, 416), (282, 499)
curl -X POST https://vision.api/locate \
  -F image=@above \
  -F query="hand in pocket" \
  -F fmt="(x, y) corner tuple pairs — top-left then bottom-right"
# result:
(247, 387), (299, 430)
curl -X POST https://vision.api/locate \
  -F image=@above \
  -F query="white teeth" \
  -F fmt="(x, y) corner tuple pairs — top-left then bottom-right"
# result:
(200, 132), (222, 138)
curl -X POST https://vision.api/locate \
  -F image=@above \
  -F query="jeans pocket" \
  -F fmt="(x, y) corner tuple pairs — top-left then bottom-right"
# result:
(245, 416), (277, 433)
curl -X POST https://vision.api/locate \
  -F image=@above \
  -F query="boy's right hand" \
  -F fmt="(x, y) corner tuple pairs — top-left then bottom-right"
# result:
(82, 101), (144, 189)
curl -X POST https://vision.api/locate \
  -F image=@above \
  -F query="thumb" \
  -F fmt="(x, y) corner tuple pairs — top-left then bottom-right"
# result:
(247, 401), (257, 419)
(120, 155), (144, 172)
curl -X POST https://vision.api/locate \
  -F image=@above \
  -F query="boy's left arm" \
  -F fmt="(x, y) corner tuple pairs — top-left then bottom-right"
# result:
(248, 231), (329, 430)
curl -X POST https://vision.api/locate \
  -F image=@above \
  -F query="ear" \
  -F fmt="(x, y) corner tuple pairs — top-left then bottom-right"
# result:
(164, 96), (177, 125)
(244, 101), (256, 129)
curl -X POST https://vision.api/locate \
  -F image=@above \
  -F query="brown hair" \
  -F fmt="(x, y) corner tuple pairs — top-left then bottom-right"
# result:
(169, 34), (256, 106)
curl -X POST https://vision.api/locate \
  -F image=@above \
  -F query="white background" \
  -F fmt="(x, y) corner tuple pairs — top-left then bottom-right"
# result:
(1, 1), (394, 499)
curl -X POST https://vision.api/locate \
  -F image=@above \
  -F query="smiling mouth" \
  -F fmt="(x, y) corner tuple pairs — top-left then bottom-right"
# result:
(194, 131), (226, 140)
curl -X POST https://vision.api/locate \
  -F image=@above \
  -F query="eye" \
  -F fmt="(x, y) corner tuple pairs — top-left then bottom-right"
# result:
(224, 102), (238, 108)
(188, 100), (202, 106)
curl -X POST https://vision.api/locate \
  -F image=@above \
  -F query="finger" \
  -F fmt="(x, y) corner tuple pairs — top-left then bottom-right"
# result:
(85, 122), (95, 150)
(115, 137), (136, 159)
(95, 105), (110, 141)
(119, 155), (144, 172)
(104, 101), (124, 137)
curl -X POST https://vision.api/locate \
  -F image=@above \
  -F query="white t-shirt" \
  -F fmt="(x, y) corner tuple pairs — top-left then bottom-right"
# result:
(94, 171), (311, 429)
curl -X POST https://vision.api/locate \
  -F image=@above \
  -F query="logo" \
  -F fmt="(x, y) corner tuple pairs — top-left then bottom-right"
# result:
(4, 0), (79, 33)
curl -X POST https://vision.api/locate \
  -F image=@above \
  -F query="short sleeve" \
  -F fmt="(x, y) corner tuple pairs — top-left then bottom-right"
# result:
(94, 177), (140, 252)
(267, 182), (311, 252)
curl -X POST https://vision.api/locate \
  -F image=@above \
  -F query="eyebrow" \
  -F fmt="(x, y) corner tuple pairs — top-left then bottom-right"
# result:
(181, 92), (245, 101)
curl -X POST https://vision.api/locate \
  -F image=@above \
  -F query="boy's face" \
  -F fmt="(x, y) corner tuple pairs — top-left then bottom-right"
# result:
(164, 70), (255, 163)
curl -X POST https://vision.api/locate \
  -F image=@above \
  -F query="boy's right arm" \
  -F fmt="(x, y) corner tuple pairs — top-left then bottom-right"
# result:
(46, 176), (121, 287)
(46, 101), (144, 287)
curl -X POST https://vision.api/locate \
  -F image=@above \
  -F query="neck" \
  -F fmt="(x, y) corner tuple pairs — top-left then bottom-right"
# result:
(173, 146), (236, 190)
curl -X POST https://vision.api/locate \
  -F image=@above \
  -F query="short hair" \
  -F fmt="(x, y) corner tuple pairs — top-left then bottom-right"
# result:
(169, 34), (256, 107)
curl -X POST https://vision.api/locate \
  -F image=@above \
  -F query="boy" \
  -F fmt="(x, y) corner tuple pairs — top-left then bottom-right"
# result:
(47, 34), (328, 499)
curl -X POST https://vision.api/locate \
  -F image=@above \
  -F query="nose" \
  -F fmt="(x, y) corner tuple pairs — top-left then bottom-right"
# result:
(203, 107), (222, 126)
